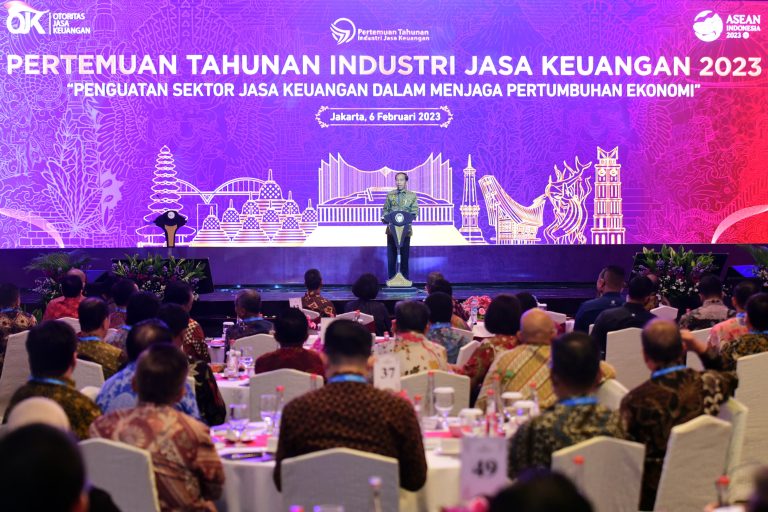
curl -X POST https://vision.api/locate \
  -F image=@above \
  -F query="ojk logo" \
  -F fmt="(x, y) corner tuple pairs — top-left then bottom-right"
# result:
(331, 17), (355, 44)
(4, 1), (48, 34)
(693, 10), (723, 42)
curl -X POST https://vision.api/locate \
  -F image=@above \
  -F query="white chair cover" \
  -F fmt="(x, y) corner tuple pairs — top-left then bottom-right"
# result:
(300, 307), (320, 320)
(735, 352), (768, 500)
(685, 328), (711, 371)
(453, 328), (474, 345)
(72, 359), (105, 389)
(717, 398), (750, 501)
(400, 370), (470, 416)
(588, 323), (594, 334)
(456, 340), (480, 368)
(545, 310), (567, 325)
(595, 379), (629, 411)
(187, 376), (196, 398)
(58, 316), (81, 333)
(0, 331), (30, 417)
(336, 311), (375, 325)
(552, 436), (645, 512)
(650, 305), (678, 321)
(80, 438), (161, 512)
(605, 328), (647, 390)
(248, 369), (323, 420)
(654, 415), (732, 512)
(282, 448), (399, 512)
(80, 386), (100, 401)
(233, 334), (279, 360)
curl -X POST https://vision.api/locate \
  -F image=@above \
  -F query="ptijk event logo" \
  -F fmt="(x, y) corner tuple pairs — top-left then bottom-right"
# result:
(331, 17), (356, 45)
(4, 1), (47, 34)
(693, 10), (724, 42)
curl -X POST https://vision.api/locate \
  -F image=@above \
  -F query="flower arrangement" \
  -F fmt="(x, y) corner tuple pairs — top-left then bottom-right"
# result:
(633, 245), (715, 304)
(25, 251), (91, 306)
(744, 245), (768, 289)
(461, 295), (492, 321)
(111, 253), (206, 300)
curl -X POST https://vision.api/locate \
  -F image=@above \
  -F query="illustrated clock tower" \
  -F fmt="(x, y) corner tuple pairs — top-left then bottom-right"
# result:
(459, 155), (486, 244)
(591, 146), (625, 244)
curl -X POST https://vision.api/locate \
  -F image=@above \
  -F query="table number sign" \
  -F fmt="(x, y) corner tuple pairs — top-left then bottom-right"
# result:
(460, 436), (509, 500)
(373, 354), (401, 392)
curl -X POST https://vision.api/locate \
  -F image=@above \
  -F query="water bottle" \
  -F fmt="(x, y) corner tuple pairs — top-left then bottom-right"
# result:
(492, 374), (506, 422)
(222, 321), (234, 340)
(413, 394), (423, 428)
(225, 349), (240, 379)
(369, 476), (383, 512)
(485, 389), (500, 437)
(274, 385), (285, 433)
(425, 371), (435, 417)
(470, 298), (479, 327)
(529, 382), (540, 416)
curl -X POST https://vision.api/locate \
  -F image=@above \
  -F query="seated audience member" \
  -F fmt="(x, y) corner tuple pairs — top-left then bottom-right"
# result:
(96, 319), (200, 420)
(425, 291), (468, 364)
(301, 268), (336, 317)
(378, 300), (449, 375)
(574, 265), (626, 333)
(344, 273), (390, 336)
(516, 291), (540, 314)
(429, 277), (470, 329)
(108, 278), (137, 328)
(163, 281), (208, 363)
(3, 321), (101, 440)
(105, 291), (160, 351)
(43, 274), (85, 320)
(76, 298), (126, 379)
(459, 294), (521, 393)
(0, 424), (90, 512)
(477, 309), (616, 410)
(426, 271), (469, 322)
(225, 289), (274, 342)
(719, 292), (768, 371)
(620, 319), (737, 510)
(0, 282), (36, 376)
(91, 344), (225, 511)
(591, 276), (657, 357)
(508, 332), (624, 478)
(490, 469), (593, 512)
(274, 319), (427, 491)
(679, 274), (735, 330)
(708, 280), (759, 351)
(253, 308), (324, 376)
(158, 304), (226, 426)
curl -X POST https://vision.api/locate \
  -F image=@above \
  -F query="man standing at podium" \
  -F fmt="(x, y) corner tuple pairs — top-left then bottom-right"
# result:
(382, 172), (419, 280)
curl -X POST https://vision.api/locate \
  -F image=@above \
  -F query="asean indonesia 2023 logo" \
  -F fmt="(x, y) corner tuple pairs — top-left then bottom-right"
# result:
(693, 10), (724, 42)
(331, 17), (356, 44)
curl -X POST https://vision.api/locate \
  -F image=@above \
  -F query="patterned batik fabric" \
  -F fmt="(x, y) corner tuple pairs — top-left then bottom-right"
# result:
(225, 318), (274, 342)
(426, 325), (468, 364)
(4, 377), (101, 440)
(76, 334), (126, 379)
(679, 299), (735, 331)
(274, 380), (427, 492)
(108, 309), (127, 329)
(302, 290), (336, 318)
(458, 334), (518, 392)
(182, 318), (210, 363)
(620, 368), (737, 510)
(720, 332), (768, 371)
(0, 309), (36, 376)
(253, 347), (325, 376)
(508, 402), (625, 478)
(376, 331), (450, 375)
(707, 316), (749, 351)
(90, 404), (225, 512)
(42, 295), (83, 320)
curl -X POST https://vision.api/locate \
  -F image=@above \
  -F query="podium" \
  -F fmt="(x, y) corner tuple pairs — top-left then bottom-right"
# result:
(384, 210), (414, 287)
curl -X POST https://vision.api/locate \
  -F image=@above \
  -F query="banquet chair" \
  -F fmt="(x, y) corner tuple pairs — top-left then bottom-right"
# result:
(336, 310), (374, 325)
(685, 328), (711, 371)
(545, 310), (567, 332)
(605, 328), (646, 390)
(300, 307), (320, 320)
(456, 340), (480, 368)
(654, 415), (732, 512)
(595, 379), (629, 411)
(400, 370), (470, 415)
(734, 352), (768, 500)
(58, 316), (81, 333)
(717, 398), (749, 502)
(80, 386), (100, 401)
(453, 328), (474, 345)
(248, 369), (323, 420)
(650, 305), (678, 321)
(0, 331), (31, 417)
(233, 333), (279, 360)
(282, 448), (399, 512)
(72, 359), (105, 389)
(552, 436), (645, 512)
(80, 438), (161, 512)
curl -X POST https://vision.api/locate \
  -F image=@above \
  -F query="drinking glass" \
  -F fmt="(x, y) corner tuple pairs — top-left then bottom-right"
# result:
(459, 408), (483, 437)
(228, 403), (248, 441)
(433, 387), (455, 430)
(241, 347), (255, 376)
(260, 394), (278, 434)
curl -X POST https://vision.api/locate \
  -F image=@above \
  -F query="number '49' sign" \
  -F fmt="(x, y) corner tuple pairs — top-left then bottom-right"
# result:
(460, 437), (509, 499)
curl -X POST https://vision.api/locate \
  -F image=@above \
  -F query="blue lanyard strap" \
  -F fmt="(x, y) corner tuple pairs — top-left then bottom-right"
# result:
(121, 325), (132, 331)
(736, 312), (746, 319)
(559, 396), (598, 407)
(242, 316), (264, 323)
(430, 322), (452, 331)
(78, 336), (101, 342)
(114, 307), (127, 313)
(329, 374), (367, 384)
(651, 364), (687, 379)
(750, 330), (768, 335)
(29, 377), (68, 387)
(0, 307), (17, 313)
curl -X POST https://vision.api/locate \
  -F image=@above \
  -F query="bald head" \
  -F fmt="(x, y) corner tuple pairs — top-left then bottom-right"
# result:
(235, 289), (262, 317)
(518, 309), (557, 345)
(65, 268), (86, 286)
(641, 319), (683, 364)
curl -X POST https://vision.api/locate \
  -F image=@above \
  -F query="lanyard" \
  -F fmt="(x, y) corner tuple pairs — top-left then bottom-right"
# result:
(121, 325), (132, 331)
(750, 330), (768, 335)
(78, 336), (101, 342)
(29, 377), (68, 387)
(430, 322), (452, 331)
(651, 364), (687, 379)
(242, 316), (264, 323)
(0, 307), (17, 313)
(559, 396), (598, 407)
(329, 374), (367, 384)
(115, 307), (127, 313)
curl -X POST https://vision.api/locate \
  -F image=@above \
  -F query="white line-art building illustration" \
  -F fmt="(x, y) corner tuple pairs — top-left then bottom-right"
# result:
(477, 176), (546, 245)
(458, 155), (486, 244)
(590, 146), (625, 244)
(544, 157), (593, 244)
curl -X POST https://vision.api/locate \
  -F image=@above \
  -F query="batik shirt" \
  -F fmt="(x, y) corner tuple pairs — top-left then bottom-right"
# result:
(182, 318), (209, 363)
(225, 317), (273, 342)
(707, 314), (749, 351)
(302, 290), (336, 318)
(426, 323), (468, 364)
(90, 404), (225, 512)
(105, 325), (130, 351)
(720, 332), (768, 371)
(376, 331), (450, 375)
(382, 189), (419, 236)
(679, 298), (735, 331)
(0, 308), (36, 376)
(4, 376), (101, 440)
(459, 334), (518, 392)
(96, 361), (200, 420)
(76, 333), (126, 379)
(253, 347), (325, 376)
(43, 295), (83, 320)
(620, 367), (737, 510)
(508, 399), (624, 478)
(108, 308), (127, 329)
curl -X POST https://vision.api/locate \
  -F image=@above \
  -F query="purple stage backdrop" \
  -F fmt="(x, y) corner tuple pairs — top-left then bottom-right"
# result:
(0, 0), (767, 249)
